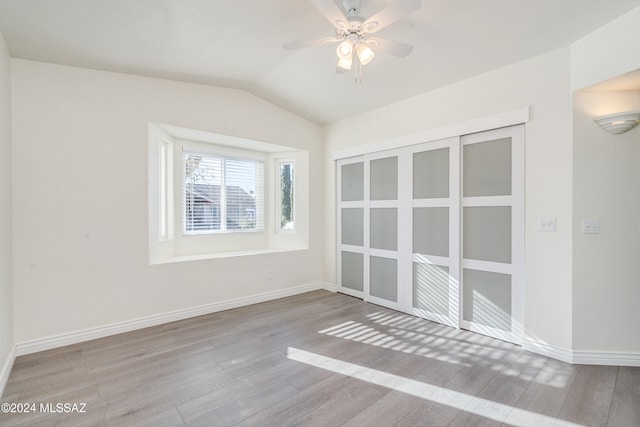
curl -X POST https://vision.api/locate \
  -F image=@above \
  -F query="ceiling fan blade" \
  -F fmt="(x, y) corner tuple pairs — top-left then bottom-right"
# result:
(366, 37), (413, 57)
(283, 36), (341, 50)
(362, 0), (421, 34)
(308, 0), (350, 32)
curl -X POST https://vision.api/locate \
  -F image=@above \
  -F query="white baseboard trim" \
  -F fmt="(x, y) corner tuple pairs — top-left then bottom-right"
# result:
(522, 337), (574, 364)
(322, 282), (338, 292)
(17, 280), (636, 367)
(523, 337), (640, 366)
(0, 346), (16, 398)
(572, 350), (640, 367)
(16, 282), (334, 356)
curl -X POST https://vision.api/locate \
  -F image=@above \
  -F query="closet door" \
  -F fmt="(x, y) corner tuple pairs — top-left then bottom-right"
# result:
(460, 125), (524, 344)
(336, 124), (524, 346)
(365, 151), (403, 310)
(408, 138), (460, 328)
(337, 157), (365, 298)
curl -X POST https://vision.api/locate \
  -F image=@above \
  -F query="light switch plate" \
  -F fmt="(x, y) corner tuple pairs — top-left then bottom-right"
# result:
(537, 217), (556, 232)
(582, 218), (599, 234)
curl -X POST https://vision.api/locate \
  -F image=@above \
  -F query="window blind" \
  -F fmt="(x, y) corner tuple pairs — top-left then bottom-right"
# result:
(183, 152), (263, 234)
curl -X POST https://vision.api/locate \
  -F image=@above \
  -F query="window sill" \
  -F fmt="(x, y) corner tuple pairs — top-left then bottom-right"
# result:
(149, 247), (309, 265)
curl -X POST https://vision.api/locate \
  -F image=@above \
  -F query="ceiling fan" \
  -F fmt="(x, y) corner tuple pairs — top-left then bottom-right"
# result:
(283, 0), (421, 82)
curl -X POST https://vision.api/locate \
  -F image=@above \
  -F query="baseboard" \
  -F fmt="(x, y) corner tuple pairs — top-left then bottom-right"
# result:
(522, 337), (574, 364)
(0, 345), (16, 398)
(523, 337), (640, 367)
(322, 282), (338, 292)
(16, 282), (333, 356)
(10, 283), (640, 366)
(572, 350), (640, 367)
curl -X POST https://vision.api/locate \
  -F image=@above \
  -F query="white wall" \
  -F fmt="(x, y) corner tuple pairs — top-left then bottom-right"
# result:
(0, 30), (13, 391)
(570, 5), (640, 357)
(11, 60), (324, 344)
(324, 48), (575, 351)
(572, 90), (640, 353)
(571, 7), (640, 92)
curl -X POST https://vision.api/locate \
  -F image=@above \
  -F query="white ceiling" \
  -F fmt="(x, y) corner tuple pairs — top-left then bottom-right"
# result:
(1, 0), (639, 125)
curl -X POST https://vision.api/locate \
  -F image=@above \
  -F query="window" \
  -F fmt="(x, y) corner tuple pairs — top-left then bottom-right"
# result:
(148, 122), (310, 263)
(184, 152), (264, 234)
(278, 160), (295, 231)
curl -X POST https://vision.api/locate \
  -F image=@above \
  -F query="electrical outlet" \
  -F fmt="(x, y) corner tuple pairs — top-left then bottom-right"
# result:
(537, 217), (556, 232)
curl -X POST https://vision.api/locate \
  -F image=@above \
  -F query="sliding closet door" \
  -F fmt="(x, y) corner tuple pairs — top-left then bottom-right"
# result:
(460, 125), (524, 344)
(407, 138), (460, 328)
(337, 157), (365, 298)
(336, 124), (524, 345)
(337, 151), (403, 309)
(366, 151), (403, 310)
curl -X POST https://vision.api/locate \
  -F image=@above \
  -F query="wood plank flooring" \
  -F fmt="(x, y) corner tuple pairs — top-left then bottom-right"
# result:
(1, 290), (638, 426)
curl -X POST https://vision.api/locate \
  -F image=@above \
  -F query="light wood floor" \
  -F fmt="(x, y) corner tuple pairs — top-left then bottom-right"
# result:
(1, 290), (638, 426)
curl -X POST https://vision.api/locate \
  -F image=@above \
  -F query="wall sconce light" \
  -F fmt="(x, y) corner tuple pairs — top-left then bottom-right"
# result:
(593, 111), (640, 134)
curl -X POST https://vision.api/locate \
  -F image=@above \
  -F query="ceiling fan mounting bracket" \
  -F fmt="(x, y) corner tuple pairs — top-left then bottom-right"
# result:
(342, 0), (361, 16)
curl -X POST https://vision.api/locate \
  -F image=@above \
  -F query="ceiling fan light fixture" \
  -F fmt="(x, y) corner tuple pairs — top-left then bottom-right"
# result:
(337, 57), (353, 70)
(336, 40), (354, 60)
(284, 0), (420, 82)
(355, 43), (375, 65)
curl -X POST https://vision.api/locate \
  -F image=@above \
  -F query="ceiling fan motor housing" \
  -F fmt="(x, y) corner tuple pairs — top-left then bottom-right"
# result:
(334, 16), (367, 39)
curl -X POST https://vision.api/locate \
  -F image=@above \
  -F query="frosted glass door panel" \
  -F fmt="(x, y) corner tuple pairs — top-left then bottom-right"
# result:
(413, 207), (449, 256)
(413, 263), (449, 315)
(460, 125), (523, 345)
(463, 269), (511, 332)
(370, 208), (397, 251)
(463, 138), (512, 197)
(341, 251), (364, 292)
(463, 206), (511, 263)
(341, 208), (364, 246)
(341, 162), (364, 201)
(370, 256), (398, 302)
(370, 157), (398, 200)
(413, 148), (449, 199)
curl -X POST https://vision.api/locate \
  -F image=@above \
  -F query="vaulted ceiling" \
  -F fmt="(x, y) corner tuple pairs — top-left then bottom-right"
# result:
(1, 0), (639, 124)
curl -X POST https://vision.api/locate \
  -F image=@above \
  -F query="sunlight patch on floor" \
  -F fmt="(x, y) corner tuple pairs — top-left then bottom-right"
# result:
(287, 347), (583, 427)
(318, 319), (497, 368)
(317, 313), (571, 389)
